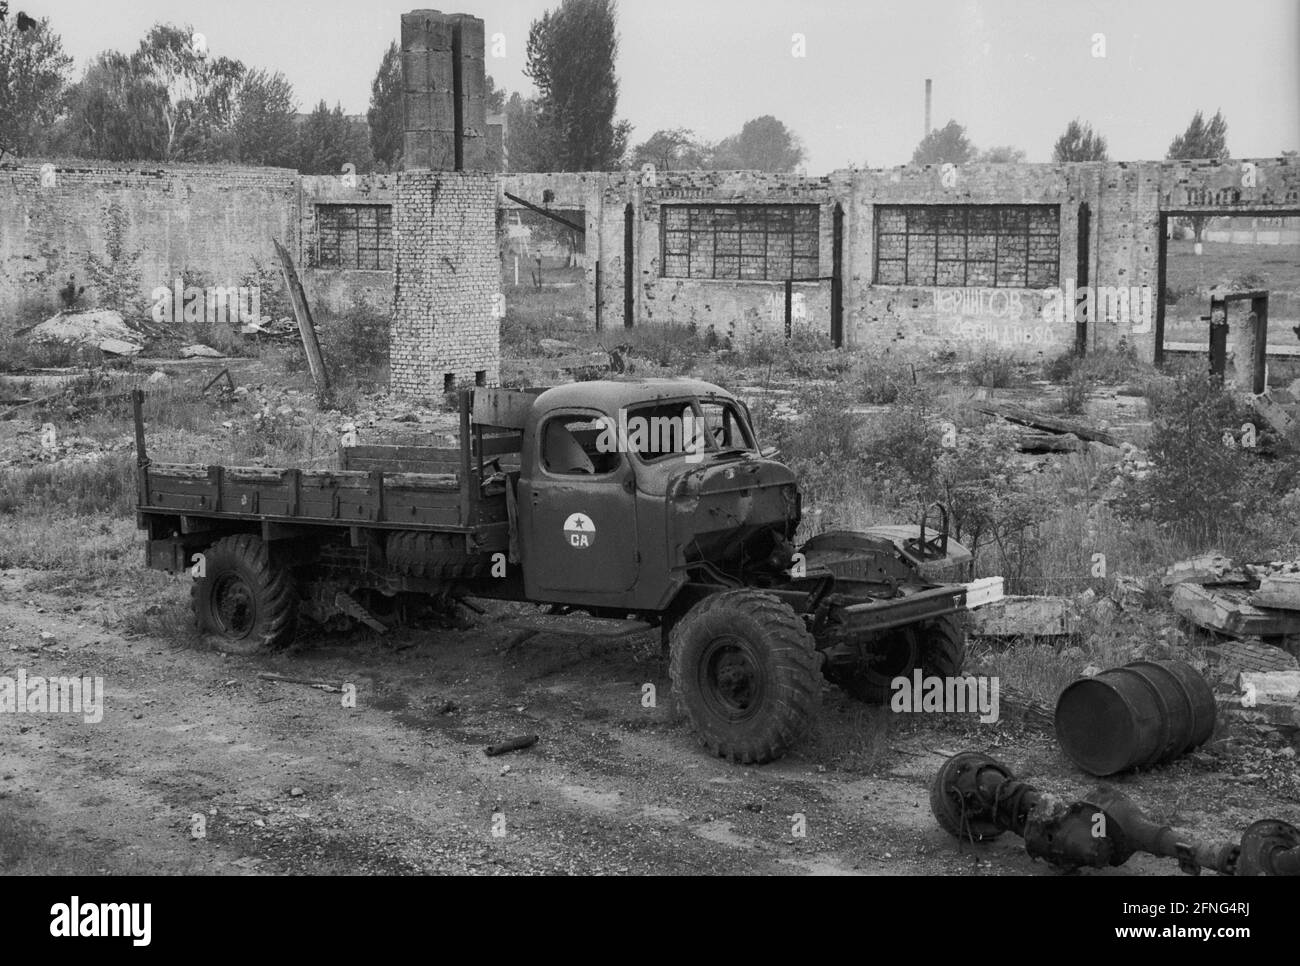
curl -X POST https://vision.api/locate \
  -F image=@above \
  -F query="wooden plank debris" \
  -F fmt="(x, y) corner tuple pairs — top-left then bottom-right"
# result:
(1205, 639), (1299, 673)
(273, 238), (331, 401)
(972, 401), (1121, 447)
(1171, 583), (1300, 638)
(1015, 432), (1084, 453)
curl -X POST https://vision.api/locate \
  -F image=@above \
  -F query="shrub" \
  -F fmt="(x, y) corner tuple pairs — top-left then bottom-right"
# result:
(1043, 351), (1076, 383)
(1122, 369), (1275, 544)
(967, 351), (1017, 388)
(856, 358), (913, 404)
(83, 201), (144, 321)
(316, 300), (390, 382)
(1060, 369), (1091, 415)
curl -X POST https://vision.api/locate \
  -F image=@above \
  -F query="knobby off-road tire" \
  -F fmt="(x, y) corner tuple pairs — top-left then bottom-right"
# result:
(385, 530), (493, 580)
(192, 535), (297, 654)
(669, 589), (821, 765)
(826, 613), (965, 704)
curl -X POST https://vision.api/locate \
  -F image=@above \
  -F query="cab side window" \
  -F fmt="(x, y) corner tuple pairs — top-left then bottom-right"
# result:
(541, 415), (620, 475)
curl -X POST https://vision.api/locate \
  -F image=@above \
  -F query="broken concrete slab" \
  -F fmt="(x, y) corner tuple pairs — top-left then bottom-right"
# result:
(98, 338), (144, 356)
(963, 576), (1005, 609)
(1171, 583), (1300, 638)
(180, 344), (225, 359)
(538, 338), (582, 357)
(1252, 574), (1300, 611)
(967, 594), (1077, 638)
(1247, 393), (1295, 437)
(1162, 552), (1249, 587)
(1237, 670), (1300, 702)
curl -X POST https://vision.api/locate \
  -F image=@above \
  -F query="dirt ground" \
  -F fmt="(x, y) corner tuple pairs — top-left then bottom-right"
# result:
(3, 564), (1296, 877)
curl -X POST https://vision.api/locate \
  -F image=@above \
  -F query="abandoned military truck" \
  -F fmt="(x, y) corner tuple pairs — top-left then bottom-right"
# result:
(134, 379), (975, 764)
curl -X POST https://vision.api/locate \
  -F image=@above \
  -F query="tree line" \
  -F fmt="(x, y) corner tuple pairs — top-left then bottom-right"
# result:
(0, 1), (1273, 178)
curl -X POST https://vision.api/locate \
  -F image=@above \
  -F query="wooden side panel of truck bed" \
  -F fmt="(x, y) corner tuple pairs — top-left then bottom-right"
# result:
(141, 462), (506, 531)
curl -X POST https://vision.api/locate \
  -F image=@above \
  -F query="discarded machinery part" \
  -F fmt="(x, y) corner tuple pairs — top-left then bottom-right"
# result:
(1236, 820), (1300, 876)
(1085, 785), (1238, 876)
(929, 751), (1300, 875)
(928, 751), (1039, 843)
(1054, 659), (1215, 776)
(484, 734), (539, 757)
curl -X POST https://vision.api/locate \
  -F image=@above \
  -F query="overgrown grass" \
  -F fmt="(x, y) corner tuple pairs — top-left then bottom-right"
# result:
(966, 351), (1020, 388)
(0, 455), (134, 517)
(1043, 343), (1145, 386)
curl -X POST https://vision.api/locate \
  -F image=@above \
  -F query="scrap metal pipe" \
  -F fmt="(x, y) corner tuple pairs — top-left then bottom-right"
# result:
(930, 751), (1300, 876)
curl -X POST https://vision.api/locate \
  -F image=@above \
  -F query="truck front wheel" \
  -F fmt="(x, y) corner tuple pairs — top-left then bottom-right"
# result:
(192, 535), (298, 654)
(669, 590), (821, 764)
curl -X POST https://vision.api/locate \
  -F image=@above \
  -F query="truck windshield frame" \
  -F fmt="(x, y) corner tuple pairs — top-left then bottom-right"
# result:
(625, 396), (757, 464)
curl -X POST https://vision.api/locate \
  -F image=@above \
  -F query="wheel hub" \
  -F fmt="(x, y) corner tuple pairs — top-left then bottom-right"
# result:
(703, 637), (763, 719)
(213, 574), (256, 638)
(867, 629), (920, 681)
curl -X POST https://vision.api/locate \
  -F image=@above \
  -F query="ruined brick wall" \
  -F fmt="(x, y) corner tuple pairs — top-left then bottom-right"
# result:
(390, 170), (498, 396)
(499, 169), (843, 340)
(630, 171), (842, 341)
(0, 158), (298, 334)
(529, 157), (1299, 364)
(498, 172), (615, 327)
(843, 163), (1094, 360)
(299, 173), (398, 316)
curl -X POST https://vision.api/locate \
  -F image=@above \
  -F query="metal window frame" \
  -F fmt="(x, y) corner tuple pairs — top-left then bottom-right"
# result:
(660, 203), (820, 281)
(872, 204), (1060, 288)
(315, 203), (394, 271)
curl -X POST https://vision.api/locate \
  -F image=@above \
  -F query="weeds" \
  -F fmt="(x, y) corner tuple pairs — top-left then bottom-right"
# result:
(967, 351), (1018, 388)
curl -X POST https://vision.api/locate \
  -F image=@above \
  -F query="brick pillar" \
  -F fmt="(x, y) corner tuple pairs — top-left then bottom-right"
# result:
(393, 10), (499, 398)
(400, 9), (488, 172)
(391, 171), (500, 398)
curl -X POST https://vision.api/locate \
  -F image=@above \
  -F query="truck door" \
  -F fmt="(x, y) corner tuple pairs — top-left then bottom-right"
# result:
(518, 410), (639, 603)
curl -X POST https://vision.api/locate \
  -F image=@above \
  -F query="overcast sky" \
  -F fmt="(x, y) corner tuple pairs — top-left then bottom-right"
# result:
(26, 0), (1300, 171)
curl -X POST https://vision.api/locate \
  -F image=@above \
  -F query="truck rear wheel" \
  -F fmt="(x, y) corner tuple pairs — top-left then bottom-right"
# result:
(192, 535), (297, 654)
(669, 590), (821, 764)
(826, 614), (965, 704)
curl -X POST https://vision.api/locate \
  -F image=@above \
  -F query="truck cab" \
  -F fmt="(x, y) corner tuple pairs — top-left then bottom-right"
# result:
(515, 379), (800, 612)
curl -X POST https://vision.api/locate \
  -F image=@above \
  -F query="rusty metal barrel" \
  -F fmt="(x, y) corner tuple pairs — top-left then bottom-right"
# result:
(1054, 659), (1216, 776)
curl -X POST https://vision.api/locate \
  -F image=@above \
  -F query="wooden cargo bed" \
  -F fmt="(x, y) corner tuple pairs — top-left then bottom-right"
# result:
(135, 389), (527, 534)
